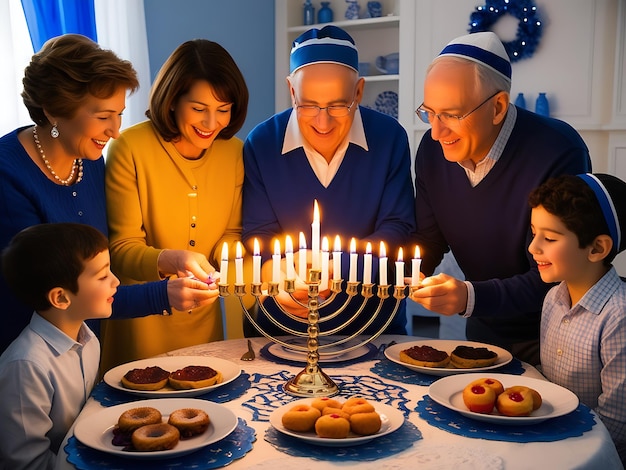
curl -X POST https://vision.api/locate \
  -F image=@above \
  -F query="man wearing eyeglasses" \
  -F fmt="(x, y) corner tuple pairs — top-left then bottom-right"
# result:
(241, 25), (415, 337)
(409, 32), (591, 365)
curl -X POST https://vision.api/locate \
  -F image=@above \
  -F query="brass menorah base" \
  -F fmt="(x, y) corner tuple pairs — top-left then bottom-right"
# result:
(218, 270), (406, 397)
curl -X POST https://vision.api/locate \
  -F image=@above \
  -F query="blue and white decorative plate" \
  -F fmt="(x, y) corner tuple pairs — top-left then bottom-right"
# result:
(375, 91), (398, 119)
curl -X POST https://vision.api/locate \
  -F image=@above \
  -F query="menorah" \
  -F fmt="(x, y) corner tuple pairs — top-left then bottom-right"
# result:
(216, 201), (421, 397)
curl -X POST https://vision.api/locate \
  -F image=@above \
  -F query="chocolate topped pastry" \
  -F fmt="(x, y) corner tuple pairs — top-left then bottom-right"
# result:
(121, 366), (170, 391)
(450, 345), (498, 368)
(399, 345), (450, 368)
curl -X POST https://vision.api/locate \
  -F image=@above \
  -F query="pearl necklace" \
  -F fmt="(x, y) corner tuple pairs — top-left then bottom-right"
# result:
(33, 126), (83, 186)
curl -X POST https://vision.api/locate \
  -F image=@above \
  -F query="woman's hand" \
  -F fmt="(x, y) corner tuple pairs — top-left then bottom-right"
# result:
(158, 249), (214, 282)
(166, 276), (219, 312)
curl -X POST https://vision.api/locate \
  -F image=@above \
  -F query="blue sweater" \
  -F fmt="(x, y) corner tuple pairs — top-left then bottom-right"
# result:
(0, 128), (169, 353)
(414, 107), (592, 349)
(243, 107), (416, 336)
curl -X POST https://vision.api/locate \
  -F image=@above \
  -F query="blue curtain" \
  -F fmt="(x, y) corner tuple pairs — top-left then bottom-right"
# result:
(21, 0), (97, 52)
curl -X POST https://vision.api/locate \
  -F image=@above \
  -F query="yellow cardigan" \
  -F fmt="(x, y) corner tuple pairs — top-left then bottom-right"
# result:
(101, 121), (244, 369)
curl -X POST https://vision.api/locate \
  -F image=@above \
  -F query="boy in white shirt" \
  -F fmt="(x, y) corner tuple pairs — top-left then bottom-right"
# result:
(0, 223), (119, 469)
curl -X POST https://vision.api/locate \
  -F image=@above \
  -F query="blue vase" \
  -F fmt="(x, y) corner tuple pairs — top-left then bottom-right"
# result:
(535, 92), (550, 117)
(514, 93), (526, 110)
(303, 0), (315, 25)
(318, 2), (333, 23)
(345, 1), (360, 20)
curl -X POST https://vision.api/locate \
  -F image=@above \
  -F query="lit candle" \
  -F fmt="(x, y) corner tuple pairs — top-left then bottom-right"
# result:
(311, 200), (320, 270)
(333, 235), (341, 281)
(235, 242), (243, 285)
(253, 238), (261, 284)
(219, 241), (228, 284)
(412, 245), (422, 287)
(379, 241), (387, 285)
(363, 242), (372, 284)
(321, 237), (329, 290)
(349, 238), (358, 283)
(285, 235), (295, 280)
(395, 247), (404, 287)
(299, 232), (307, 280)
(272, 239), (281, 284)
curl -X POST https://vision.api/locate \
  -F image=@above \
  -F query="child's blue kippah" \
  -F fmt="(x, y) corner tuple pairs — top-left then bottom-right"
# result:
(438, 32), (512, 83)
(290, 25), (359, 74)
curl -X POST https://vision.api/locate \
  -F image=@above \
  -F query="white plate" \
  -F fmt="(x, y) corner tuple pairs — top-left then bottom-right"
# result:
(103, 356), (241, 398)
(428, 373), (579, 425)
(269, 398), (404, 446)
(268, 336), (372, 363)
(73, 398), (238, 459)
(385, 339), (513, 376)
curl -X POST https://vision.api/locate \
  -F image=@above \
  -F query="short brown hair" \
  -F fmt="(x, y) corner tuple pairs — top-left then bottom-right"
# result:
(22, 34), (139, 126)
(147, 39), (249, 141)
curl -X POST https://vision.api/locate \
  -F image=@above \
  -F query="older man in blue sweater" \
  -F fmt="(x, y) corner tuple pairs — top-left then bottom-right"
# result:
(410, 32), (592, 364)
(242, 26), (415, 337)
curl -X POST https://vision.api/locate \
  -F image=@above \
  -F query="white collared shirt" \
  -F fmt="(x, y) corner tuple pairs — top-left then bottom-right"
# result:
(281, 107), (369, 187)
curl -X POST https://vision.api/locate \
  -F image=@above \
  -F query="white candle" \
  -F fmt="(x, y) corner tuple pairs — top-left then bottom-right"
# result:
(333, 235), (342, 281)
(311, 200), (320, 270)
(299, 232), (307, 281)
(411, 245), (422, 287)
(272, 239), (282, 284)
(321, 237), (329, 290)
(253, 238), (261, 284)
(379, 241), (387, 285)
(363, 242), (372, 284)
(235, 242), (244, 285)
(219, 242), (228, 284)
(395, 247), (405, 287)
(285, 235), (295, 280)
(349, 238), (358, 283)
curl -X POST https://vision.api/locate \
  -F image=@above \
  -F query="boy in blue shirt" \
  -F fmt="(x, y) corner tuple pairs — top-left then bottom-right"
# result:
(528, 173), (626, 463)
(0, 223), (119, 469)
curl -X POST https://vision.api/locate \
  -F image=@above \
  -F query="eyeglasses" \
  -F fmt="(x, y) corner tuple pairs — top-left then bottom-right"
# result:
(295, 98), (356, 118)
(415, 91), (501, 127)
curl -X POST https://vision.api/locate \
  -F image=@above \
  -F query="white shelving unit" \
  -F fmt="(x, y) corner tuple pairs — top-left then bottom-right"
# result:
(274, 0), (416, 152)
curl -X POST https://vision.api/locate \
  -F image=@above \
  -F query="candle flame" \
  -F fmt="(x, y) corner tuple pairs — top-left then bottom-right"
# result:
(285, 235), (293, 253)
(322, 236), (329, 251)
(236, 241), (242, 258)
(274, 239), (281, 255)
(313, 199), (320, 222)
(379, 241), (386, 258)
(254, 238), (260, 255)
(221, 241), (228, 260)
(299, 231), (306, 249)
(414, 245), (421, 259)
(334, 235), (341, 252)
(350, 237), (357, 253)
(398, 247), (403, 262)
(366, 241), (372, 254)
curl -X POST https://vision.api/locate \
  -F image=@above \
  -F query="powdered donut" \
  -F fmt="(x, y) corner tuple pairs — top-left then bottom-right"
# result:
(349, 411), (382, 435)
(131, 423), (180, 451)
(117, 407), (162, 433)
(168, 408), (210, 438)
(281, 404), (321, 432)
(315, 413), (351, 438)
(342, 397), (375, 415)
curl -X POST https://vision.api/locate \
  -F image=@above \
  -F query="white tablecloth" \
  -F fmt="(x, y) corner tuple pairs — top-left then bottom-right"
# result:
(56, 335), (623, 470)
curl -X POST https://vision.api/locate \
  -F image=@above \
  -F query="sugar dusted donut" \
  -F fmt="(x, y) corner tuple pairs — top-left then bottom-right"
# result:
(496, 386), (535, 416)
(281, 404), (321, 432)
(118, 407), (162, 433)
(315, 413), (351, 438)
(462, 382), (497, 414)
(131, 423), (180, 451)
(342, 397), (375, 415)
(349, 411), (382, 435)
(311, 396), (342, 412)
(168, 408), (210, 438)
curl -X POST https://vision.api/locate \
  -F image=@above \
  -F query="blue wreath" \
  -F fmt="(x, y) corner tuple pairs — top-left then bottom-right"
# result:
(468, 0), (543, 62)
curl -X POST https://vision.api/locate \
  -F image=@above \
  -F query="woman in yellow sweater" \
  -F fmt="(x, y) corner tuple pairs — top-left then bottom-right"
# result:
(102, 39), (249, 368)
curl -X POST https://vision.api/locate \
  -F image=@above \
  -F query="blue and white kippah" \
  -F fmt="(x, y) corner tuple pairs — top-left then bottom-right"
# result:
(290, 25), (359, 74)
(578, 173), (626, 256)
(438, 32), (512, 82)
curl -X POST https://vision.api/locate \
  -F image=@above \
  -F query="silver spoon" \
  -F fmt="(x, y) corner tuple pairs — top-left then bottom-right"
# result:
(240, 339), (255, 361)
